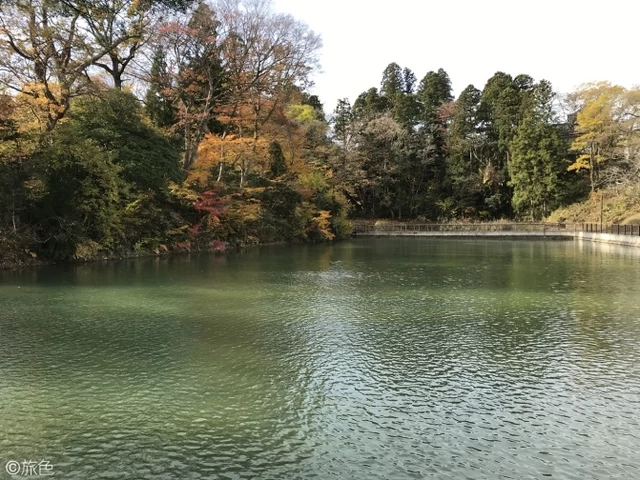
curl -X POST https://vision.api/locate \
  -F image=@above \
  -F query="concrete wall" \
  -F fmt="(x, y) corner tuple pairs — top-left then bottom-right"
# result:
(356, 230), (640, 249)
(576, 231), (640, 248)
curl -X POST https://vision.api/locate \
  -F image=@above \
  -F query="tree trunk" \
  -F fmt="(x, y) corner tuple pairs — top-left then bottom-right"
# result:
(240, 157), (246, 187)
(112, 56), (123, 90)
(589, 149), (596, 192)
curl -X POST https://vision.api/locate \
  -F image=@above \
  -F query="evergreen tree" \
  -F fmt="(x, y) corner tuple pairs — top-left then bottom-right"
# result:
(380, 63), (404, 99)
(381, 63), (419, 129)
(145, 46), (177, 128)
(417, 68), (453, 197)
(268, 141), (287, 177)
(478, 72), (531, 217)
(417, 68), (454, 126)
(403, 68), (417, 94)
(352, 88), (389, 121)
(333, 98), (354, 151)
(447, 85), (486, 215)
(508, 81), (564, 220)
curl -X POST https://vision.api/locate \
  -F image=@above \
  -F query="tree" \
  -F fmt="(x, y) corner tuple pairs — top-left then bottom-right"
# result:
(568, 82), (626, 192)
(61, 0), (200, 89)
(446, 84), (486, 215)
(30, 129), (126, 259)
(58, 0), (149, 90)
(416, 69), (453, 198)
(284, 96), (328, 163)
(352, 87), (388, 121)
(417, 68), (453, 126)
(380, 62), (404, 99)
(395, 127), (438, 219)
(508, 80), (564, 219)
(0, 0), (141, 130)
(144, 46), (177, 128)
(616, 87), (640, 187)
(157, 1), (225, 171)
(267, 140), (287, 177)
(354, 114), (405, 217)
(332, 98), (354, 152)
(379, 64), (420, 129)
(402, 67), (416, 94)
(0, 93), (39, 238)
(215, 0), (322, 185)
(477, 72), (533, 216)
(68, 89), (183, 191)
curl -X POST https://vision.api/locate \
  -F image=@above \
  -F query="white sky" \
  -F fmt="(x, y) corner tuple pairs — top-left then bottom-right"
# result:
(273, 0), (639, 114)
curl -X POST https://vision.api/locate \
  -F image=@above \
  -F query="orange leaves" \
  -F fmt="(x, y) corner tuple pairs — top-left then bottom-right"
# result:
(189, 133), (271, 185)
(13, 83), (67, 134)
(189, 117), (320, 185)
(307, 210), (335, 241)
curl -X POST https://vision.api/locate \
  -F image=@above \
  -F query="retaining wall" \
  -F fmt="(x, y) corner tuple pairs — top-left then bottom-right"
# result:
(575, 231), (640, 248)
(355, 230), (640, 248)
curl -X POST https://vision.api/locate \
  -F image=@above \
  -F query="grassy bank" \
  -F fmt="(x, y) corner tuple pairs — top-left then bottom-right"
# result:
(547, 186), (640, 225)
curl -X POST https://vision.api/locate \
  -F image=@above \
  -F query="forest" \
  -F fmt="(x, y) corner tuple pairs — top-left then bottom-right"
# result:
(1, 0), (639, 266)
(334, 68), (640, 223)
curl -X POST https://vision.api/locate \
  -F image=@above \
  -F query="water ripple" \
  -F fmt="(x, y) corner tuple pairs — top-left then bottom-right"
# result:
(1, 240), (640, 479)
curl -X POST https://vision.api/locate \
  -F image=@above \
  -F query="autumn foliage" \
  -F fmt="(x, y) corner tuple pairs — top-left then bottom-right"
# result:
(0, 0), (349, 266)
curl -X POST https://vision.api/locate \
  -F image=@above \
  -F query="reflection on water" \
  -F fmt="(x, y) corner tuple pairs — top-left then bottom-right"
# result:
(1, 239), (640, 479)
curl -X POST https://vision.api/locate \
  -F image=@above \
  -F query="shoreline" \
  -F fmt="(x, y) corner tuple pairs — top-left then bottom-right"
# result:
(0, 242), (246, 272)
(3, 229), (639, 272)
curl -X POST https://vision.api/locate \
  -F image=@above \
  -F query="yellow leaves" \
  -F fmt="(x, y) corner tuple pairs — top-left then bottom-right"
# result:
(234, 200), (261, 222)
(482, 163), (500, 186)
(22, 178), (46, 200)
(166, 225), (189, 236)
(298, 171), (328, 199)
(189, 133), (269, 185)
(169, 181), (200, 202)
(244, 187), (266, 194)
(0, 90), (42, 157)
(576, 95), (609, 132)
(124, 199), (142, 212)
(287, 104), (316, 123)
(568, 154), (594, 172)
(309, 210), (335, 241)
(220, 198), (263, 237)
(12, 82), (66, 134)
(127, 0), (152, 17)
(569, 82), (626, 172)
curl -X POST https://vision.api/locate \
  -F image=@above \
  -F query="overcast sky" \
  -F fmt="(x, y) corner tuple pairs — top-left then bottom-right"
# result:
(273, 0), (638, 114)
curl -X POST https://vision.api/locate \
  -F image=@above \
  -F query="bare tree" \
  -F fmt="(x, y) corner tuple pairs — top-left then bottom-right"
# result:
(156, 1), (225, 171)
(0, 0), (138, 130)
(156, 0), (321, 178)
(55, 0), (153, 90)
(215, 0), (321, 184)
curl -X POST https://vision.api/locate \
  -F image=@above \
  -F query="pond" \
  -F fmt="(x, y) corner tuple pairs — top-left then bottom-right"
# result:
(1, 239), (640, 479)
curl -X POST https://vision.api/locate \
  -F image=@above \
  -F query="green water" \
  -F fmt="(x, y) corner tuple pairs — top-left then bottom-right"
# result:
(1, 239), (640, 479)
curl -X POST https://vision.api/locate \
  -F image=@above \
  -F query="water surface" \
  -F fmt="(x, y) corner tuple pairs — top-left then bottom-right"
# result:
(1, 239), (640, 479)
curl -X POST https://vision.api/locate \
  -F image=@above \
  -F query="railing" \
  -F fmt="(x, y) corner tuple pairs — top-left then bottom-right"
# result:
(353, 223), (575, 235)
(353, 222), (640, 237)
(583, 223), (640, 236)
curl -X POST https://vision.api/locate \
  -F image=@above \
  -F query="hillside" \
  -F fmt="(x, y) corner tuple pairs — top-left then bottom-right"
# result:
(547, 186), (640, 225)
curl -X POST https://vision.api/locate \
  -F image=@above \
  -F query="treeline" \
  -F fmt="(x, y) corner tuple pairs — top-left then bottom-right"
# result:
(329, 64), (640, 221)
(0, 0), (350, 266)
(1, 2), (639, 267)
